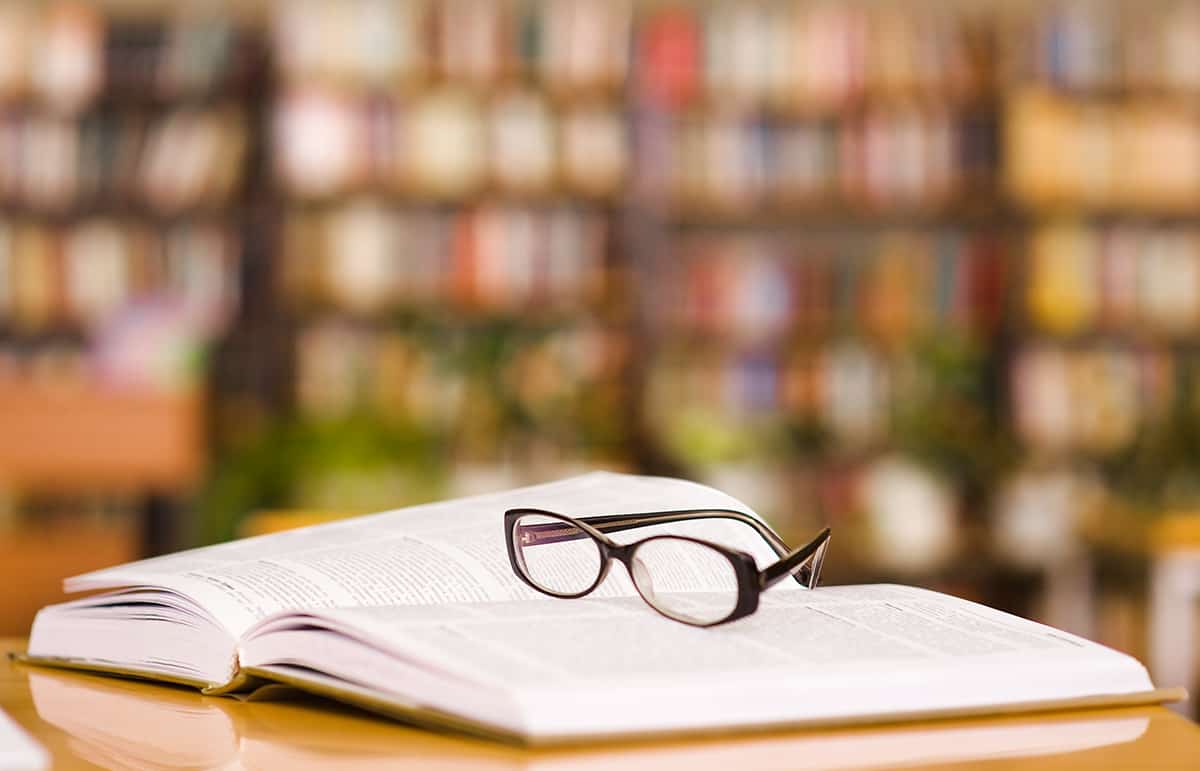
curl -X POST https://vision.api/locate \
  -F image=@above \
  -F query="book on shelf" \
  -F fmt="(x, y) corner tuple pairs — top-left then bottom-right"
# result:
(22, 472), (1183, 744)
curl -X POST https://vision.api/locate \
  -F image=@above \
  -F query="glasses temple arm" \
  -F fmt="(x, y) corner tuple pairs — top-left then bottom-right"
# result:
(758, 528), (831, 590)
(579, 510), (790, 554)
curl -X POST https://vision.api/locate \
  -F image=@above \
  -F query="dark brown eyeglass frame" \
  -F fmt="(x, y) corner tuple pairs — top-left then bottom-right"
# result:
(504, 507), (831, 627)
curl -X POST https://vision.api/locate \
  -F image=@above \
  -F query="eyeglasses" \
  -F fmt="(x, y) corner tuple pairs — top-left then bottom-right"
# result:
(504, 507), (830, 627)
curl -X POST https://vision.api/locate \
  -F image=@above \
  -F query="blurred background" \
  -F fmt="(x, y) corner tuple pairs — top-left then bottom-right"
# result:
(2, 0), (1200, 712)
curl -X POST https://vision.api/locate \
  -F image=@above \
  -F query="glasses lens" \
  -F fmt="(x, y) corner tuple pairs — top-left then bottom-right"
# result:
(513, 513), (604, 596)
(629, 537), (740, 625)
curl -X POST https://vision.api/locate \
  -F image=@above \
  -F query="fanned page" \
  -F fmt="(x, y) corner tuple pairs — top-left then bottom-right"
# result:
(28, 473), (779, 686)
(239, 585), (1161, 742)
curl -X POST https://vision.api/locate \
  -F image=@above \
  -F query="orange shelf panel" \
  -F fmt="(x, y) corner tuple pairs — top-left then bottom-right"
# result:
(0, 383), (204, 491)
(0, 522), (139, 635)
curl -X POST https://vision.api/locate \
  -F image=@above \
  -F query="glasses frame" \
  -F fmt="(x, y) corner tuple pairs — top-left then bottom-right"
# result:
(504, 507), (831, 627)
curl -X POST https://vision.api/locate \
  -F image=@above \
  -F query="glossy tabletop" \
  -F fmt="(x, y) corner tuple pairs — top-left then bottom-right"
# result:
(2, 639), (1198, 770)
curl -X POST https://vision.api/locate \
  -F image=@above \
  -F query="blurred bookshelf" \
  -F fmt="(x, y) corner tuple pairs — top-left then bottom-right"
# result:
(0, 0), (261, 604)
(627, 2), (1008, 595)
(993, 1), (1200, 656)
(5, 0), (1200, 661)
(219, 0), (638, 542)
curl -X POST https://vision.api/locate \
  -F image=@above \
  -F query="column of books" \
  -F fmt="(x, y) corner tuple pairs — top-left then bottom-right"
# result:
(266, 0), (634, 513)
(630, 1), (1007, 587)
(0, 4), (249, 390)
(997, 2), (1200, 648)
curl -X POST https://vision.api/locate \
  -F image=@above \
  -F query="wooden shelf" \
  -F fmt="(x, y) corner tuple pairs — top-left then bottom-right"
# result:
(280, 185), (624, 209)
(0, 383), (204, 492)
(1151, 513), (1200, 552)
(660, 199), (1007, 229)
(275, 73), (628, 106)
(650, 91), (1000, 120)
(0, 520), (139, 635)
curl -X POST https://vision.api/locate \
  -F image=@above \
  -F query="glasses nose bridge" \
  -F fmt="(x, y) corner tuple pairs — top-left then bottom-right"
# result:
(602, 539), (638, 568)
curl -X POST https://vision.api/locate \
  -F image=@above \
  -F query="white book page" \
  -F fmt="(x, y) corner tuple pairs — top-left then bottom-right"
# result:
(243, 584), (1155, 738)
(59, 472), (779, 638)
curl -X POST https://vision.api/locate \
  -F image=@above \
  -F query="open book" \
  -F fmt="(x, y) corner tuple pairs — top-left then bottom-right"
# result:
(24, 473), (1183, 744)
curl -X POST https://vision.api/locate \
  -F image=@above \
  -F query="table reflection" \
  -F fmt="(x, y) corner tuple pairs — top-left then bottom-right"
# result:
(26, 667), (1150, 771)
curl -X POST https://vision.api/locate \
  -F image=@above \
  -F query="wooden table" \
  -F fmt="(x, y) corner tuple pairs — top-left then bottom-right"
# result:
(3, 639), (1198, 770)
